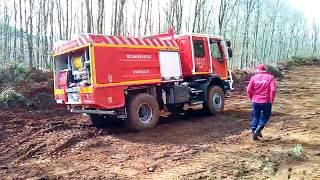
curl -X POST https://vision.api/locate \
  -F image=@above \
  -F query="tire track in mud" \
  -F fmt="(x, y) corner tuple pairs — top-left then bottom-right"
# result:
(0, 114), (99, 165)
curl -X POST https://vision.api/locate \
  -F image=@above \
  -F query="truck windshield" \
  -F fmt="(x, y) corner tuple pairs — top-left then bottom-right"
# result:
(210, 41), (223, 60)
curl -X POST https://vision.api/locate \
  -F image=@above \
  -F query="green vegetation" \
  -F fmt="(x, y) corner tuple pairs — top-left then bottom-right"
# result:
(266, 65), (283, 78)
(0, 62), (29, 84)
(287, 57), (319, 68)
(0, 62), (50, 85)
(289, 144), (306, 160)
(0, 88), (26, 107)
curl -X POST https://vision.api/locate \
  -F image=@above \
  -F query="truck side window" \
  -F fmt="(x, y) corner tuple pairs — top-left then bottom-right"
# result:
(193, 40), (205, 57)
(210, 40), (223, 61)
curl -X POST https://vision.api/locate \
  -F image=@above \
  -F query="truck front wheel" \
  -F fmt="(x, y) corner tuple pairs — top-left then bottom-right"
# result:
(203, 86), (225, 115)
(126, 93), (160, 131)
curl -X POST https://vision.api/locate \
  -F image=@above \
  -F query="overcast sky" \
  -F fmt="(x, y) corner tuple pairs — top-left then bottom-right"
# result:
(288, 0), (320, 22)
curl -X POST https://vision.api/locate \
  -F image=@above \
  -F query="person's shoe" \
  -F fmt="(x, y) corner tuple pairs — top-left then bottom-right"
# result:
(253, 126), (263, 140)
(257, 132), (263, 138)
(253, 133), (260, 140)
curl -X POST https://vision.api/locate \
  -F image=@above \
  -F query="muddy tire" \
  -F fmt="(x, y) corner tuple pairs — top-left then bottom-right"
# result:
(126, 93), (160, 131)
(203, 86), (225, 115)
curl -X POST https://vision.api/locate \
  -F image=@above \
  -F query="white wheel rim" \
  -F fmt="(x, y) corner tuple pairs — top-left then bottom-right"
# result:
(138, 103), (153, 123)
(213, 93), (222, 109)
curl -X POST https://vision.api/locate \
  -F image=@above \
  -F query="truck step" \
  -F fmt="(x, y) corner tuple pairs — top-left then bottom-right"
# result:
(190, 101), (204, 105)
(190, 88), (203, 94)
(194, 79), (207, 82)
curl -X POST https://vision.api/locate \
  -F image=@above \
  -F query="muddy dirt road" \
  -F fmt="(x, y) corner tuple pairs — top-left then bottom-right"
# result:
(0, 65), (319, 179)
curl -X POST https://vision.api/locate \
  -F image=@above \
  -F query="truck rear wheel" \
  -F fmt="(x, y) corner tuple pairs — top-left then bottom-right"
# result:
(203, 86), (225, 115)
(126, 93), (160, 131)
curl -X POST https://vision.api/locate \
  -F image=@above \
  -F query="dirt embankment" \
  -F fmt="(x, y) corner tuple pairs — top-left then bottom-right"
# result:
(0, 64), (320, 179)
(0, 67), (57, 111)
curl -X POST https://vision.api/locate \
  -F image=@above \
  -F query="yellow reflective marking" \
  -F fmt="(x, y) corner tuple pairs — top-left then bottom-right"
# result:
(91, 46), (97, 84)
(93, 43), (179, 51)
(54, 89), (65, 95)
(94, 79), (161, 87)
(80, 87), (93, 94)
(194, 72), (210, 75)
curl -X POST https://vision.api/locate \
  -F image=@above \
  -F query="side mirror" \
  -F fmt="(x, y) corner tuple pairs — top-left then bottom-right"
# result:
(228, 47), (233, 59)
(226, 40), (231, 47)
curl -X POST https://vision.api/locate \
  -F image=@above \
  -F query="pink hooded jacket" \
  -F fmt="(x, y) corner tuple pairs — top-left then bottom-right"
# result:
(247, 64), (276, 103)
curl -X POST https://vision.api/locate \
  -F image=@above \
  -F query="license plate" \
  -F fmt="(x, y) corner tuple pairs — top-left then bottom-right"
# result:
(67, 93), (81, 103)
(56, 99), (63, 104)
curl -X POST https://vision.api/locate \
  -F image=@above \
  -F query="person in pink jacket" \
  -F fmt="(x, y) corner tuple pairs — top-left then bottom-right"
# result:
(247, 64), (276, 140)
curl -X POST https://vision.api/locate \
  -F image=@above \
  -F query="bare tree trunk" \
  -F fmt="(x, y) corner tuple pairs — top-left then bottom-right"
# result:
(192, 0), (199, 32)
(218, 0), (227, 35)
(252, 0), (260, 65)
(85, 0), (91, 33)
(110, 0), (114, 34)
(267, 0), (280, 64)
(132, 0), (137, 35)
(19, 0), (24, 63)
(261, 22), (268, 62)
(42, 0), (49, 68)
(276, 26), (284, 62)
(69, 0), (73, 38)
(81, 0), (84, 32)
(144, 0), (150, 35)
(90, 0), (94, 33)
(158, 0), (161, 33)
(137, 0), (143, 36)
(286, 23), (296, 58)
(148, 0), (153, 33)
(240, 0), (257, 68)
(117, 0), (126, 36)
(97, 0), (105, 33)
(57, 0), (63, 39)
(36, 0), (42, 69)
(192, 0), (206, 33)
(65, 0), (69, 39)
(176, 0), (184, 33)
(2, 4), (9, 64)
(49, 0), (54, 69)
(312, 20), (319, 56)
(26, 0), (34, 68)
(13, 0), (17, 62)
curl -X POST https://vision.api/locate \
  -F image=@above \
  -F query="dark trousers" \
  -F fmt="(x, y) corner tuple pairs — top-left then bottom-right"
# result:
(251, 102), (272, 132)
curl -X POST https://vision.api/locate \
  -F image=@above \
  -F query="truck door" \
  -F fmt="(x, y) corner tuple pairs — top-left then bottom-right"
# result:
(192, 36), (210, 74)
(209, 39), (228, 79)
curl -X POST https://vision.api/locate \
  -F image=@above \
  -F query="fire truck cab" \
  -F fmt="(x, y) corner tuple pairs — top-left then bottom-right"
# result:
(53, 32), (233, 131)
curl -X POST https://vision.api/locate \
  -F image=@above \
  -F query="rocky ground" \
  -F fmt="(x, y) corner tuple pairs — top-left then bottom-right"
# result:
(0, 65), (319, 179)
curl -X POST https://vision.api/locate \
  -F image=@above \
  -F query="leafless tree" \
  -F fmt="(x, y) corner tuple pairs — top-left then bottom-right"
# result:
(312, 19), (319, 56)
(97, 0), (105, 33)
(85, 0), (92, 33)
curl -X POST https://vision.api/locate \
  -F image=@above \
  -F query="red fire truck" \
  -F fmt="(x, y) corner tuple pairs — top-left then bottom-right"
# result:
(53, 30), (233, 131)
